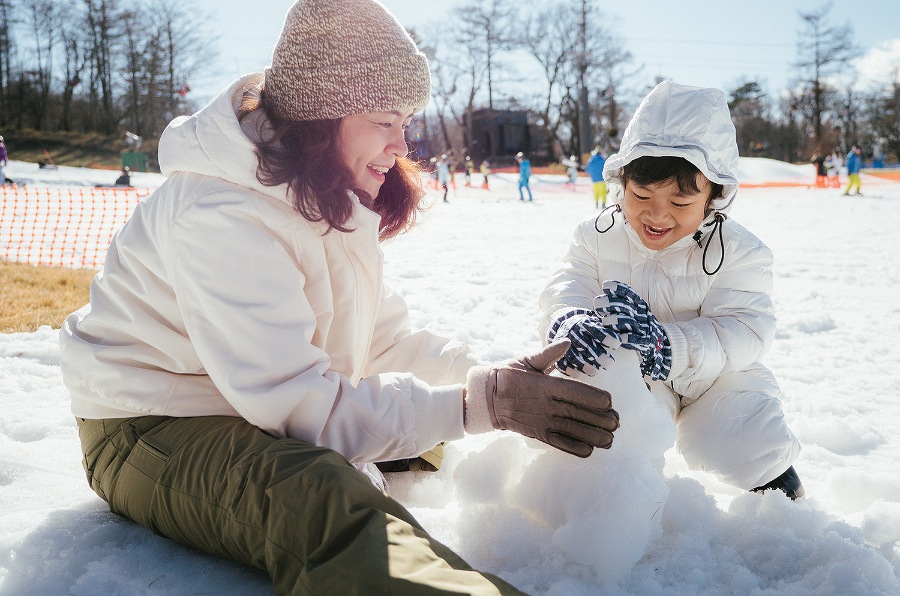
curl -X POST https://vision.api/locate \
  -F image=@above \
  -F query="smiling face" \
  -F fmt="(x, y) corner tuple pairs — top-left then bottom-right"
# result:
(336, 109), (415, 201)
(622, 174), (711, 250)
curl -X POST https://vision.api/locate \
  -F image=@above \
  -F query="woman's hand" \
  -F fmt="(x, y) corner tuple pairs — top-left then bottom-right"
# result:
(464, 340), (620, 458)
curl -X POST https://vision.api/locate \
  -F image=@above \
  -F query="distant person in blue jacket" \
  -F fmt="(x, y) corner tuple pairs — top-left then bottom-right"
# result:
(843, 145), (862, 196)
(585, 146), (607, 208)
(516, 151), (533, 201)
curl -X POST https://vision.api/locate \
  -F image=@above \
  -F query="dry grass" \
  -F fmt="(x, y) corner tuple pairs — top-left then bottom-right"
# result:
(1, 260), (95, 333)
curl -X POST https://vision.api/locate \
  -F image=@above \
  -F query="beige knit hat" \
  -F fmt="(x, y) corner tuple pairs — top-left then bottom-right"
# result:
(263, 0), (431, 122)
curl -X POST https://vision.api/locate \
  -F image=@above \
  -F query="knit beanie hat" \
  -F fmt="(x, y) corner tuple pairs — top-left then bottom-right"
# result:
(264, 0), (431, 122)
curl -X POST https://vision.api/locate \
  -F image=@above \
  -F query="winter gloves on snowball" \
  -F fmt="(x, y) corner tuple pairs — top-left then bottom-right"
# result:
(550, 281), (673, 381)
(548, 308), (621, 373)
(464, 340), (619, 458)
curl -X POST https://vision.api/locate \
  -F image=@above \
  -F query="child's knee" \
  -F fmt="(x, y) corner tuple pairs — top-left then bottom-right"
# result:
(676, 389), (799, 488)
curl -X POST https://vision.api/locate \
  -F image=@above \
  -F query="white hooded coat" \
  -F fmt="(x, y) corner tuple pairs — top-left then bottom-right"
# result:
(539, 81), (800, 489)
(59, 74), (474, 466)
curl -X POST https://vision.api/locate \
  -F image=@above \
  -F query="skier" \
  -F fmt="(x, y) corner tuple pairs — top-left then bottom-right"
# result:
(843, 145), (862, 196)
(825, 150), (842, 188)
(516, 151), (533, 201)
(437, 153), (451, 202)
(562, 155), (579, 191)
(59, 1), (619, 593)
(114, 166), (131, 186)
(585, 146), (607, 208)
(810, 149), (827, 188)
(480, 158), (491, 189)
(464, 155), (475, 186)
(540, 81), (803, 501)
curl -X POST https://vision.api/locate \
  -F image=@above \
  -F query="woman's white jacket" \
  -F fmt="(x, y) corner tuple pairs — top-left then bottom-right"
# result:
(59, 74), (473, 465)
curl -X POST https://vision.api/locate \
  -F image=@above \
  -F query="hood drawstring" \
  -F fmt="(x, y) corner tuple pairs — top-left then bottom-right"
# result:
(595, 205), (727, 276)
(694, 211), (727, 275)
(594, 203), (622, 234)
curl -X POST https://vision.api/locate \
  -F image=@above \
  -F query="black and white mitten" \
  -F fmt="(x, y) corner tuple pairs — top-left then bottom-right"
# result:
(593, 281), (672, 380)
(547, 308), (621, 374)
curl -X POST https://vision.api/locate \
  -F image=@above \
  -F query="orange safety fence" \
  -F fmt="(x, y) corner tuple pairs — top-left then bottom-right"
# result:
(0, 186), (151, 270)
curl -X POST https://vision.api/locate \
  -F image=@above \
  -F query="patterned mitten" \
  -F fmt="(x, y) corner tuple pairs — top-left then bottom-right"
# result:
(548, 308), (621, 374)
(593, 281), (672, 380)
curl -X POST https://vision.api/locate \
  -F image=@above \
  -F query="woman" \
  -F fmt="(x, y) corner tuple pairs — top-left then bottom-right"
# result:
(59, 1), (618, 594)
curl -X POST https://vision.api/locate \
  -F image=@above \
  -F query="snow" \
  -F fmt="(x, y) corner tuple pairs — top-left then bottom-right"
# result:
(2, 158), (900, 594)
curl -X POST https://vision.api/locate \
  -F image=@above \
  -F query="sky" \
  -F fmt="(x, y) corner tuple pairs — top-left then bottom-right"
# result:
(187, 0), (900, 106)
(2, 159), (900, 593)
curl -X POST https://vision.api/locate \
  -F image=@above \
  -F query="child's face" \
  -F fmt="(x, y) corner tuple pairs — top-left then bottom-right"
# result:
(622, 175), (710, 250)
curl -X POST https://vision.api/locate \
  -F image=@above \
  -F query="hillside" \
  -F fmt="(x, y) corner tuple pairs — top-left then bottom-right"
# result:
(2, 129), (159, 171)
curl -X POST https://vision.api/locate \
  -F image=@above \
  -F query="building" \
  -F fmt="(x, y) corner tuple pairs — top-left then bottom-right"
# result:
(463, 108), (548, 166)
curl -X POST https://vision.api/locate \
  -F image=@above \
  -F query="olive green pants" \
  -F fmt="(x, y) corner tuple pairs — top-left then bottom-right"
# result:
(77, 416), (526, 596)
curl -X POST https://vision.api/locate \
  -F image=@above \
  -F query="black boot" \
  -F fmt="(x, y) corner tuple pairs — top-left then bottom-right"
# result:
(751, 466), (805, 500)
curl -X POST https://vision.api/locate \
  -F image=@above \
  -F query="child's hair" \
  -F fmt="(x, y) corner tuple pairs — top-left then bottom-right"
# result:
(623, 156), (724, 204)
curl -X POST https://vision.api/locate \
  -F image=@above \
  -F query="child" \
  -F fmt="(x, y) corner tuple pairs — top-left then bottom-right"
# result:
(843, 145), (862, 196)
(437, 153), (451, 202)
(563, 155), (579, 191)
(480, 158), (491, 189)
(539, 81), (803, 499)
(585, 146), (607, 208)
(516, 151), (533, 201)
(825, 149), (842, 188)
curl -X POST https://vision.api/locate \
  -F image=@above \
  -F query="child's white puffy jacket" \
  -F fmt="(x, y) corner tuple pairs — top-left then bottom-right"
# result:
(539, 210), (776, 409)
(540, 81), (776, 406)
(59, 74), (473, 466)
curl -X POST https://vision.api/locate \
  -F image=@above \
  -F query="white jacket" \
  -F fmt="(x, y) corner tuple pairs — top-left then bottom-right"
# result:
(540, 80), (776, 408)
(539, 212), (776, 408)
(59, 74), (474, 464)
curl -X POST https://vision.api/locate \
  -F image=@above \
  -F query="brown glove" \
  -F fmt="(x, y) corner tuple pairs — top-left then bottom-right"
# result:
(465, 340), (619, 458)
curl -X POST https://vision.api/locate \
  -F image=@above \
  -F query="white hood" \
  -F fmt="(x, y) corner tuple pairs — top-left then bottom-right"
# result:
(603, 80), (740, 212)
(158, 73), (291, 205)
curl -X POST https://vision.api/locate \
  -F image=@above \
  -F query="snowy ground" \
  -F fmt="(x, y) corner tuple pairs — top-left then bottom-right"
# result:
(1, 158), (899, 595)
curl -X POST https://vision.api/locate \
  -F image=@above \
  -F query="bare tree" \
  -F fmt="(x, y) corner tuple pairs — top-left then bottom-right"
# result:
(589, 39), (637, 154)
(0, 0), (16, 125)
(867, 82), (900, 161)
(833, 78), (861, 150)
(57, 3), (88, 131)
(82, 0), (128, 132)
(120, 6), (147, 135)
(419, 21), (487, 159)
(24, 0), (56, 129)
(456, 0), (513, 158)
(518, 1), (579, 160)
(517, 0), (632, 159)
(151, 0), (215, 131)
(795, 2), (858, 145)
(728, 81), (776, 157)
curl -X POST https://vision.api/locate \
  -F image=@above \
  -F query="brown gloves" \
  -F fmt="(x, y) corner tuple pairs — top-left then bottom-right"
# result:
(465, 340), (619, 458)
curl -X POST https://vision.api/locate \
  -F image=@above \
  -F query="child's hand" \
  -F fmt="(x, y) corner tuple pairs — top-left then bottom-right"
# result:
(547, 309), (621, 375)
(593, 281), (672, 380)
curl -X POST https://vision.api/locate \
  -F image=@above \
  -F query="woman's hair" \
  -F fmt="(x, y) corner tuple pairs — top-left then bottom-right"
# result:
(623, 156), (724, 205)
(238, 88), (425, 242)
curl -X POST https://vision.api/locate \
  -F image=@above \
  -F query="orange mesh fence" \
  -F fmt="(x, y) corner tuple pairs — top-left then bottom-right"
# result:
(0, 186), (151, 270)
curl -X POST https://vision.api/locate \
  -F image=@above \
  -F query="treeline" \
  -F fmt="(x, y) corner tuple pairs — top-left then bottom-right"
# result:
(415, 0), (899, 165)
(0, 0), (213, 139)
(1, 0), (898, 167)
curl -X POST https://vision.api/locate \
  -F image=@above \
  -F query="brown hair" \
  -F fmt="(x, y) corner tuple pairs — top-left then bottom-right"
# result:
(238, 88), (425, 242)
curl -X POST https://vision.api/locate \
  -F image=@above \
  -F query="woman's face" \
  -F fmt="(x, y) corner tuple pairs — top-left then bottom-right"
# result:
(337, 109), (415, 201)
(622, 175), (710, 250)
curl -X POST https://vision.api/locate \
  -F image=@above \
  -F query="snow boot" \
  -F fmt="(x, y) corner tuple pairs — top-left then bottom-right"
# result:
(751, 465), (805, 500)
